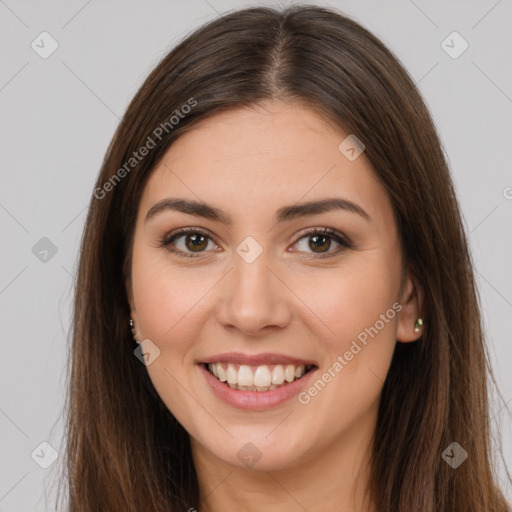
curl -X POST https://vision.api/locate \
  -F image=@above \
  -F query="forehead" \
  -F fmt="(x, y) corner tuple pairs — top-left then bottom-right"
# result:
(138, 101), (391, 228)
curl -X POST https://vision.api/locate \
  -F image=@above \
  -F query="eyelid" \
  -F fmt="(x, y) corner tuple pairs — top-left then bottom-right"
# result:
(294, 226), (350, 246)
(162, 226), (213, 244)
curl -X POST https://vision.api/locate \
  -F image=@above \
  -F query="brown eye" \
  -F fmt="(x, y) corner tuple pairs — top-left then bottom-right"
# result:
(161, 228), (217, 258)
(184, 233), (208, 252)
(293, 228), (351, 258)
(308, 234), (331, 253)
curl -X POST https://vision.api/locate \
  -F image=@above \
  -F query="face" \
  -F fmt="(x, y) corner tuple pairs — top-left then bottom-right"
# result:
(127, 99), (421, 472)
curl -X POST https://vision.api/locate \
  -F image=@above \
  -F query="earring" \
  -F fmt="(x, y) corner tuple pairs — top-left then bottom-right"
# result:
(414, 318), (423, 334)
(129, 318), (137, 339)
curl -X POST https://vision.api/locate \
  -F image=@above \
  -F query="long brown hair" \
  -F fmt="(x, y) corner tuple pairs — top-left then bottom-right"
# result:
(52, 4), (511, 511)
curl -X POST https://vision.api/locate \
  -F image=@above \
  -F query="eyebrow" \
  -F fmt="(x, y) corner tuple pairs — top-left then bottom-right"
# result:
(144, 197), (371, 225)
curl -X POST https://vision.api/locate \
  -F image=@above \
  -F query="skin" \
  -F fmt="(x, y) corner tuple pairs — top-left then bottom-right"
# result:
(126, 99), (423, 512)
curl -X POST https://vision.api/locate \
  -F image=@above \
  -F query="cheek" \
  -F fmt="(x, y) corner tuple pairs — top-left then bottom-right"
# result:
(130, 257), (212, 423)
(294, 268), (399, 428)
(291, 261), (400, 422)
(291, 259), (400, 355)
(131, 254), (193, 355)
(131, 257), (228, 389)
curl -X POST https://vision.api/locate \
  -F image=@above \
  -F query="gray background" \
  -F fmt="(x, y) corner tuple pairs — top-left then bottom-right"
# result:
(1, 0), (511, 510)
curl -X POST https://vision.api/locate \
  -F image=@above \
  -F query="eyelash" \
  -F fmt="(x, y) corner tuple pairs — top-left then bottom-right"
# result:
(159, 226), (352, 259)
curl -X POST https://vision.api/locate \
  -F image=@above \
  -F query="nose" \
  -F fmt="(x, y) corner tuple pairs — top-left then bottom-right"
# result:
(215, 249), (291, 336)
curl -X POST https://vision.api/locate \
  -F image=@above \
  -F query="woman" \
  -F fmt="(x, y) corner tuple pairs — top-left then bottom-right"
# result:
(55, 4), (511, 511)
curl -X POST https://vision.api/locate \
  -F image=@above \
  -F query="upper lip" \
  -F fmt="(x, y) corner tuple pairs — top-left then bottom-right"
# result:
(198, 352), (317, 367)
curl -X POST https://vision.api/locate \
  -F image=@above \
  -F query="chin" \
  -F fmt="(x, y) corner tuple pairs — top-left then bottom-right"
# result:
(207, 432), (311, 472)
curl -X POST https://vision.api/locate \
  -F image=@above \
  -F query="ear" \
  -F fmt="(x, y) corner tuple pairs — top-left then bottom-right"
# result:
(125, 276), (135, 310)
(396, 267), (424, 343)
(125, 276), (138, 330)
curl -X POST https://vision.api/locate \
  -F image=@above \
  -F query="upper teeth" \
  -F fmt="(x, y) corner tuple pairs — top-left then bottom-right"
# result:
(208, 362), (310, 387)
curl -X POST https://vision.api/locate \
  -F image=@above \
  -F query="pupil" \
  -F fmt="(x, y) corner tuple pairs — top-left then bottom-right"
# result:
(187, 234), (207, 251)
(309, 235), (329, 252)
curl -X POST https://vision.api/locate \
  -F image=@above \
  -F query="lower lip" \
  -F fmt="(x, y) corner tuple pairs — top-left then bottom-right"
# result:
(199, 364), (318, 410)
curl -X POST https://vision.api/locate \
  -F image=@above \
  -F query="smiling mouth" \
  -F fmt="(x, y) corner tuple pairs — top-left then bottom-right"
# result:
(204, 362), (316, 392)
